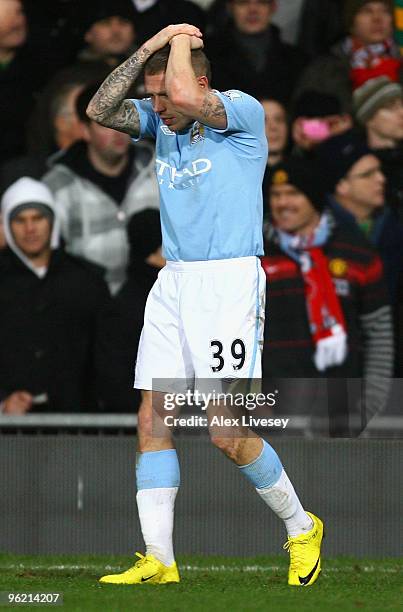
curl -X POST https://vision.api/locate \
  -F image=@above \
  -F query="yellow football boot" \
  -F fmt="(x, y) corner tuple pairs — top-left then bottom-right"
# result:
(283, 512), (324, 586)
(99, 552), (180, 585)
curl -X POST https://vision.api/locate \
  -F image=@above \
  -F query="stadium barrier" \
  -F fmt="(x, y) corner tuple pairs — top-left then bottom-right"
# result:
(0, 415), (401, 558)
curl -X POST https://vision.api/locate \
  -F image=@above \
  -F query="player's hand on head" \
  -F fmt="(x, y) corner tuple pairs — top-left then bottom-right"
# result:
(169, 34), (204, 49)
(190, 35), (204, 49)
(147, 24), (202, 53)
(167, 24), (203, 40)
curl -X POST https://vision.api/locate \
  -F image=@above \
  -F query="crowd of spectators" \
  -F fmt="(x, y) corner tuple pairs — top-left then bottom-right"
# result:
(0, 0), (402, 432)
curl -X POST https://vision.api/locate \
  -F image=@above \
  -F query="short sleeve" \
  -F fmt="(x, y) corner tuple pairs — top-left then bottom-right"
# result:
(209, 90), (265, 137)
(130, 98), (158, 141)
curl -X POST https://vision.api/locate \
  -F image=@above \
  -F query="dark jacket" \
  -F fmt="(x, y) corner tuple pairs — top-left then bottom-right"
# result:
(328, 196), (403, 303)
(297, 0), (345, 58)
(96, 259), (159, 412)
(24, 0), (89, 77)
(0, 48), (45, 164)
(262, 218), (392, 378)
(373, 145), (403, 223)
(205, 24), (306, 105)
(396, 269), (403, 376)
(0, 248), (110, 412)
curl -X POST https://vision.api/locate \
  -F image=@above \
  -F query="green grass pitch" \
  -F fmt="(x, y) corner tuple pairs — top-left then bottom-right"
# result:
(0, 554), (402, 611)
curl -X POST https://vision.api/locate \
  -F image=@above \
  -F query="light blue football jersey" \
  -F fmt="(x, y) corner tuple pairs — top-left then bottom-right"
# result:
(131, 90), (268, 261)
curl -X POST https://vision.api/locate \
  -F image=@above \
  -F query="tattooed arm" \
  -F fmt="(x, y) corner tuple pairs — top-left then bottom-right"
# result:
(166, 34), (227, 130)
(86, 24), (203, 137)
(86, 47), (150, 137)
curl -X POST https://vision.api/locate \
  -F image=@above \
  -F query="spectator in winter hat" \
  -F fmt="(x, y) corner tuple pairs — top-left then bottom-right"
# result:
(353, 76), (403, 220)
(81, 1), (137, 66)
(354, 76), (403, 141)
(262, 158), (393, 432)
(1, 177), (60, 274)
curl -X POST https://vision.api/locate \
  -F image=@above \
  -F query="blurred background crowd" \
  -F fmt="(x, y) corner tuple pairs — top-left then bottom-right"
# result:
(0, 0), (403, 426)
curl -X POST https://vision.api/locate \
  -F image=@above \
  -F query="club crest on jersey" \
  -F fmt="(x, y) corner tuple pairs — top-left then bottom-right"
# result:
(223, 90), (242, 102)
(329, 258), (348, 277)
(190, 122), (205, 145)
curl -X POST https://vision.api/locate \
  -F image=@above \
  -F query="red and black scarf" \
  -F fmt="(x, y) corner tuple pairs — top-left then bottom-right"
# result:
(276, 215), (347, 350)
(343, 36), (402, 89)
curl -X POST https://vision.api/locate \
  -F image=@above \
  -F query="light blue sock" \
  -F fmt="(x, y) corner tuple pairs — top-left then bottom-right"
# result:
(136, 449), (180, 490)
(238, 439), (282, 489)
(136, 450), (180, 565)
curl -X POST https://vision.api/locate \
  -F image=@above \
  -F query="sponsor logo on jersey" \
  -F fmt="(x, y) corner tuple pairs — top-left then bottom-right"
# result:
(156, 158), (212, 189)
(223, 90), (242, 102)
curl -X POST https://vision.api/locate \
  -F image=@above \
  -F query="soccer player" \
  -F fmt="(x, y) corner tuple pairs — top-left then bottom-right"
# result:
(87, 23), (324, 587)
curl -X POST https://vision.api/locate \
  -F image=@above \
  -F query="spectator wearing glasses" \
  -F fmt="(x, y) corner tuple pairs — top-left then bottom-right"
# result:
(353, 76), (403, 220)
(205, 0), (306, 103)
(319, 131), (403, 303)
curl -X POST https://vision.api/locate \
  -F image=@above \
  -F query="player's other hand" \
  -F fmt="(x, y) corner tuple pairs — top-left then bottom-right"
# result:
(169, 33), (204, 49)
(3, 391), (33, 414)
(146, 24), (202, 54)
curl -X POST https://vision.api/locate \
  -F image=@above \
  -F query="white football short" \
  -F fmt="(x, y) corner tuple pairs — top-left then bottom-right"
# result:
(134, 256), (266, 392)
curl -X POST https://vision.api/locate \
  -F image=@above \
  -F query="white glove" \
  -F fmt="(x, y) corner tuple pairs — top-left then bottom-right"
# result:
(314, 325), (348, 371)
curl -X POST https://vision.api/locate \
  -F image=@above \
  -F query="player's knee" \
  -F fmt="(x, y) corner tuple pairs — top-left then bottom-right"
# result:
(210, 435), (239, 461)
